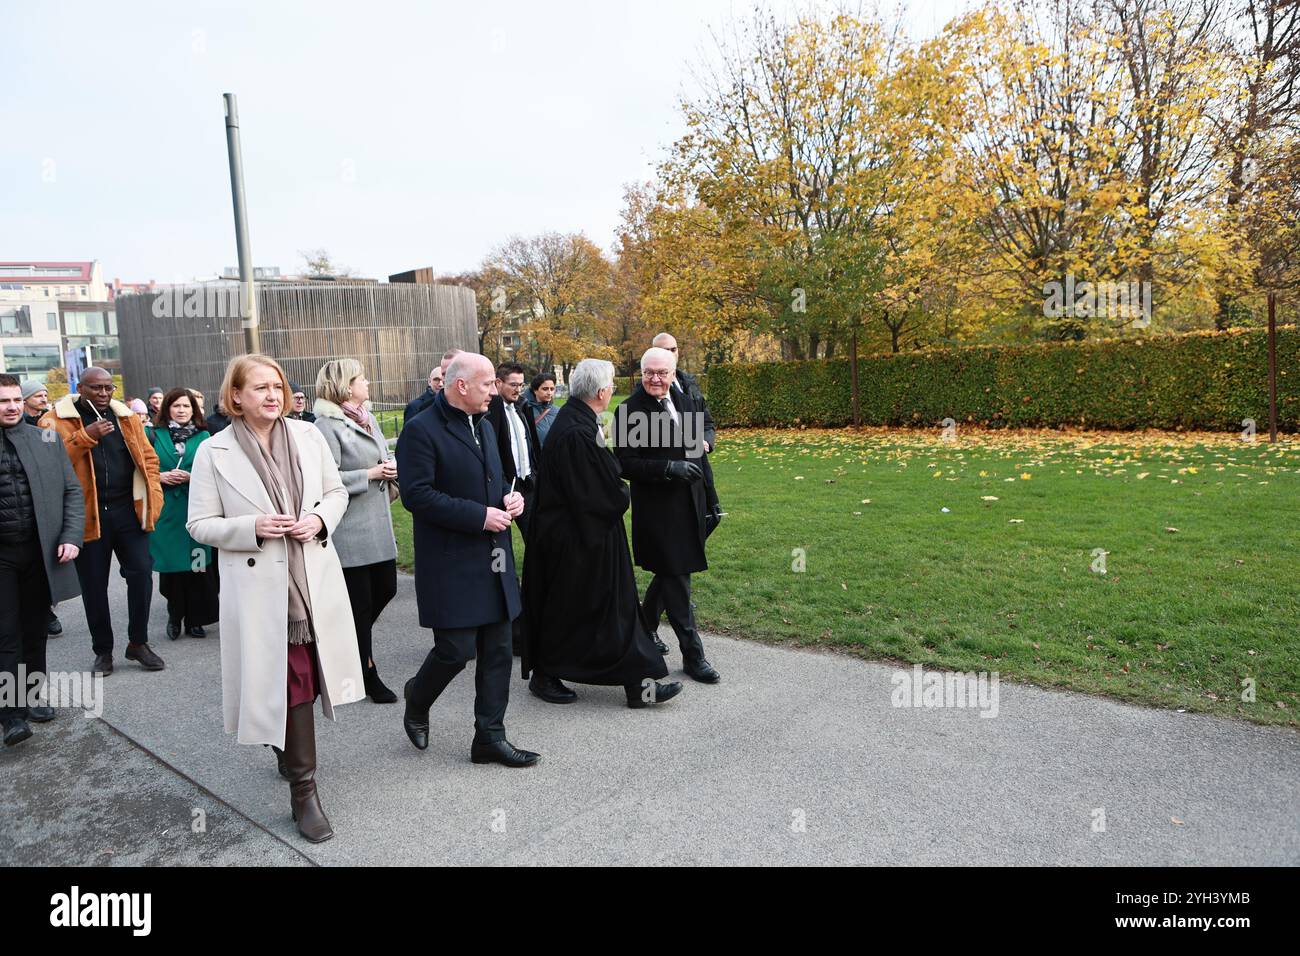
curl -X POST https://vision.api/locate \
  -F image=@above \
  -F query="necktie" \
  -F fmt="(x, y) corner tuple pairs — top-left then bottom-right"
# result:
(505, 404), (531, 479)
(660, 396), (679, 427)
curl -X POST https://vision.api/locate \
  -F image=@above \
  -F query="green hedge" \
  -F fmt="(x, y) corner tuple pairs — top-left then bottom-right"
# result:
(704, 328), (1300, 431)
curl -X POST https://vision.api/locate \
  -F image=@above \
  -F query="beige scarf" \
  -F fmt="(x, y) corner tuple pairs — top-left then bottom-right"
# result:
(231, 417), (314, 645)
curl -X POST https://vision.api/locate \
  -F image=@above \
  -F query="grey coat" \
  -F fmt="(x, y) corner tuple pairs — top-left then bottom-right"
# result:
(312, 400), (398, 568)
(5, 423), (84, 602)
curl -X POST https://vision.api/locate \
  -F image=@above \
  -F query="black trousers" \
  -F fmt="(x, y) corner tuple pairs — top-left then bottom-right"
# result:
(0, 536), (52, 719)
(159, 569), (219, 628)
(74, 502), (154, 654)
(514, 479), (537, 543)
(643, 573), (706, 663)
(408, 618), (512, 744)
(341, 559), (397, 670)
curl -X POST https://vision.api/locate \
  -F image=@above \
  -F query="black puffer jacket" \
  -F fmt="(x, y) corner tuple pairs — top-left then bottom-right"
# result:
(0, 428), (37, 545)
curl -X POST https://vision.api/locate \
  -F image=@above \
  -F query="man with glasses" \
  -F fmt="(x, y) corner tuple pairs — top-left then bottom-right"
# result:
(646, 333), (722, 648)
(486, 363), (543, 542)
(652, 333), (716, 454)
(614, 347), (721, 684)
(39, 367), (165, 676)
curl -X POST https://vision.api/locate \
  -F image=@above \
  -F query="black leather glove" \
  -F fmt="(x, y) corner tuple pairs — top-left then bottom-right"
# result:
(665, 460), (704, 482)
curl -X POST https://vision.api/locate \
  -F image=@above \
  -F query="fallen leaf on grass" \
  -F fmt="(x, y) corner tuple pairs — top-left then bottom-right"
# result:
(1165, 527), (1179, 533)
(1009, 518), (1024, 523)
(981, 495), (999, 501)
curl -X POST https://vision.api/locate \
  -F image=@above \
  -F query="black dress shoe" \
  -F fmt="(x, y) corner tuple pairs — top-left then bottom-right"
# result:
(402, 678), (429, 750)
(166, 620), (182, 641)
(92, 654), (113, 676)
(684, 657), (721, 683)
(47, 612), (63, 637)
(186, 625), (206, 638)
(528, 673), (577, 704)
(25, 705), (56, 723)
(470, 739), (540, 768)
(2, 717), (33, 747)
(626, 680), (684, 708)
(125, 643), (165, 671)
(652, 634), (669, 655)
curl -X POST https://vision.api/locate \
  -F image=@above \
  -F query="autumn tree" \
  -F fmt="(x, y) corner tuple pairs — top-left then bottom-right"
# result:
(481, 232), (619, 379)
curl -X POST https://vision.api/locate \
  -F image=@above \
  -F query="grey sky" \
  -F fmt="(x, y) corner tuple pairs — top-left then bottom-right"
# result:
(3, 0), (969, 283)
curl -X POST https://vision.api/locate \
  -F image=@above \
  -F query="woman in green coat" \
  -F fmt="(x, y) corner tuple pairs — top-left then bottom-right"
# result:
(149, 388), (219, 639)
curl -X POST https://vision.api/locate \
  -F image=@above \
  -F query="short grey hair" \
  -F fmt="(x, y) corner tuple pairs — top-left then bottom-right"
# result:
(640, 347), (676, 371)
(652, 332), (675, 348)
(569, 359), (615, 402)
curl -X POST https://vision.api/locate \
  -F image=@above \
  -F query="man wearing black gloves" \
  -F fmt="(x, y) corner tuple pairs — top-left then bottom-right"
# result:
(614, 347), (721, 684)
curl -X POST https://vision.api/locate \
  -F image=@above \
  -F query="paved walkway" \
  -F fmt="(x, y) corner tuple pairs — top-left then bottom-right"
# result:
(3, 570), (1297, 865)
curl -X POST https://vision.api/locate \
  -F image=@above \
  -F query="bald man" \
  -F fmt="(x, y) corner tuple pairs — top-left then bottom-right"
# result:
(396, 352), (539, 767)
(403, 348), (461, 432)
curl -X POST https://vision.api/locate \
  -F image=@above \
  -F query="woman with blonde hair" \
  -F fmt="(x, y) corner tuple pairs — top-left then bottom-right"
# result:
(187, 354), (363, 843)
(312, 358), (399, 704)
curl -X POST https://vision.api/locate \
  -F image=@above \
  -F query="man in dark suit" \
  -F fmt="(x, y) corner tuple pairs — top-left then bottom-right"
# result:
(614, 347), (722, 685)
(652, 333), (716, 453)
(646, 334), (723, 651)
(0, 374), (84, 746)
(395, 352), (539, 768)
(402, 349), (457, 433)
(485, 362), (542, 542)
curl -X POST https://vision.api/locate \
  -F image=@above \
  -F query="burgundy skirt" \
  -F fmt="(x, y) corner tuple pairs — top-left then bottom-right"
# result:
(287, 642), (320, 708)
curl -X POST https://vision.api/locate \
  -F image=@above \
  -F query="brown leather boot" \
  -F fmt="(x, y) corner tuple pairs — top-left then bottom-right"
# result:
(272, 745), (290, 780)
(282, 702), (334, 843)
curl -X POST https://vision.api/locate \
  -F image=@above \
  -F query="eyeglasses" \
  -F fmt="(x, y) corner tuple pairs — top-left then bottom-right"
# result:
(643, 370), (673, 380)
(82, 383), (114, 392)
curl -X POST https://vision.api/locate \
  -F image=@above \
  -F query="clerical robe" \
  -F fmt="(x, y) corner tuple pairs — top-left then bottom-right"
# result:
(522, 398), (667, 686)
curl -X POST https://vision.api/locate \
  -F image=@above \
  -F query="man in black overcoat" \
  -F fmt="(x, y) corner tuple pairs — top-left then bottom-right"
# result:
(0, 374), (84, 746)
(521, 359), (682, 708)
(396, 353), (539, 767)
(614, 347), (722, 684)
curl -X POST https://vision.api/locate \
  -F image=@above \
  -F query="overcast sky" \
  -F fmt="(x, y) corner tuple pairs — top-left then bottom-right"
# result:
(3, 0), (969, 283)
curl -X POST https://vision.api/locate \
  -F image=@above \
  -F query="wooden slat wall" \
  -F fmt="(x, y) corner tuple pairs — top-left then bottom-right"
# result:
(117, 283), (476, 410)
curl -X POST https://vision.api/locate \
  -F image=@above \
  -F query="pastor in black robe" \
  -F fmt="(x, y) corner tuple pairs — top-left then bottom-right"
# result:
(522, 399), (668, 686)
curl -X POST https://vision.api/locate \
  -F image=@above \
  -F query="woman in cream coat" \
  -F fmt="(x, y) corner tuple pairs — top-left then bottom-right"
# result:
(187, 353), (363, 844)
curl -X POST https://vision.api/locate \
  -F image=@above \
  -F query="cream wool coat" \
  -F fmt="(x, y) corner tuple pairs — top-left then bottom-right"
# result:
(186, 418), (364, 748)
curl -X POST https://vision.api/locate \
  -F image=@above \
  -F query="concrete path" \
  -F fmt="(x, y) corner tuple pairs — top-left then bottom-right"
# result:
(3, 570), (1297, 865)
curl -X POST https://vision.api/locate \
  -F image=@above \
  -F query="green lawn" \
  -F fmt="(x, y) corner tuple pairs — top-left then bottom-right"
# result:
(391, 427), (1300, 727)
